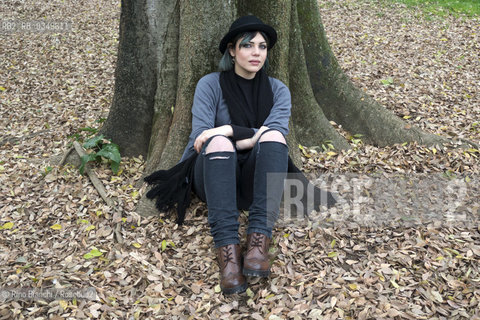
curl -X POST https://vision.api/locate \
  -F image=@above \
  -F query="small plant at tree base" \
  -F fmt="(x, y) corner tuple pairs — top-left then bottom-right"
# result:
(79, 135), (121, 175)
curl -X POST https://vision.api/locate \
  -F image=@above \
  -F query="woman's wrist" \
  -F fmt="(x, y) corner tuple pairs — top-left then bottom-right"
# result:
(235, 137), (254, 150)
(221, 125), (233, 137)
(250, 126), (269, 144)
(211, 125), (233, 137)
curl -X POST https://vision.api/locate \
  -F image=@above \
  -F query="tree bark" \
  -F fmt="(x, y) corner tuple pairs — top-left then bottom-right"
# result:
(100, 0), (160, 157)
(102, 0), (449, 217)
(149, 1), (237, 171)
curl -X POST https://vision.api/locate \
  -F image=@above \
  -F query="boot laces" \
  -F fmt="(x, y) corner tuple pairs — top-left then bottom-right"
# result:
(222, 246), (236, 265)
(249, 233), (265, 253)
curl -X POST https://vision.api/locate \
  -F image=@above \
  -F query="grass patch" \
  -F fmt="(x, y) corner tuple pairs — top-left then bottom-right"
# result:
(389, 0), (480, 17)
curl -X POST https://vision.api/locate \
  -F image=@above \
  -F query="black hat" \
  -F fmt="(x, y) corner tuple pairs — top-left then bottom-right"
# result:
(219, 15), (277, 54)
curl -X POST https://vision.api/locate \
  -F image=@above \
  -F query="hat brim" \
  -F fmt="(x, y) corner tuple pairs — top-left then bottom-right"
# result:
(219, 24), (277, 54)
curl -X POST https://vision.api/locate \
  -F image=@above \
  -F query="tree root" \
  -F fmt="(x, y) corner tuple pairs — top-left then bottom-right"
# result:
(58, 146), (75, 167)
(64, 142), (124, 244)
(455, 138), (480, 150)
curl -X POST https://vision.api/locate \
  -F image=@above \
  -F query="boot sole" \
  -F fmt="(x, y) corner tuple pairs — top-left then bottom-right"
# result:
(221, 282), (248, 295)
(243, 268), (270, 278)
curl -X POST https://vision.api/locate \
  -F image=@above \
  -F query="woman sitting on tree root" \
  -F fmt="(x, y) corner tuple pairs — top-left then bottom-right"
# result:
(183, 15), (290, 294)
(174, 15), (290, 295)
(145, 15), (335, 294)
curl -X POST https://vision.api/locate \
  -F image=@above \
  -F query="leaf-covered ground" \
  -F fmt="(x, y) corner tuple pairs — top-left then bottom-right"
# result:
(0, 0), (479, 319)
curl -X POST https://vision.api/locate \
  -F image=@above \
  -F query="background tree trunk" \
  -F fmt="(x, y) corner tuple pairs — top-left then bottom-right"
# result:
(99, 0), (160, 157)
(101, 0), (446, 216)
(296, 0), (445, 147)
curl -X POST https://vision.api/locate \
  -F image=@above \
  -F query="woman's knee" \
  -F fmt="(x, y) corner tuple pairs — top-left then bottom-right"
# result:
(205, 135), (235, 154)
(259, 129), (286, 145)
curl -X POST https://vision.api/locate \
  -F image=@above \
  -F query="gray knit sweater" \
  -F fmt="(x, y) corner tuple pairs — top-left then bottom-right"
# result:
(180, 72), (292, 161)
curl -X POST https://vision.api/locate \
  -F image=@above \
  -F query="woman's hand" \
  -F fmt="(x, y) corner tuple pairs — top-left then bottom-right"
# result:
(194, 125), (233, 153)
(235, 126), (269, 150)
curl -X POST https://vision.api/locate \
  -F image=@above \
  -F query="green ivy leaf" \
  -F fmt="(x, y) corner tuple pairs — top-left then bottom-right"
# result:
(96, 144), (121, 163)
(95, 144), (121, 173)
(110, 161), (120, 174)
(79, 135), (122, 175)
(83, 134), (105, 149)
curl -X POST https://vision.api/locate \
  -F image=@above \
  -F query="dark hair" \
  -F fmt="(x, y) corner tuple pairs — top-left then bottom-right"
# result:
(218, 31), (270, 71)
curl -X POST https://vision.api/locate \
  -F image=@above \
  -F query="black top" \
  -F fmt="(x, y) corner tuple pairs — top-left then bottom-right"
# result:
(231, 73), (256, 140)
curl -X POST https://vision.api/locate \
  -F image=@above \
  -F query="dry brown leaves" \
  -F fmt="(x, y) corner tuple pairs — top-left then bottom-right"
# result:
(0, 0), (479, 319)
(319, 0), (480, 143)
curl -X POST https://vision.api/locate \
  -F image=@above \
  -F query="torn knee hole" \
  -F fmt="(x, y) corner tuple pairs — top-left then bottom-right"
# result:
(259, 140), (287, 146)
(208, 156), (231, 160)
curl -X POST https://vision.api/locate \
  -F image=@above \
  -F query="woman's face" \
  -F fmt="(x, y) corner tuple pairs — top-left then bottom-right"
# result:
(229, 32), (267, 79)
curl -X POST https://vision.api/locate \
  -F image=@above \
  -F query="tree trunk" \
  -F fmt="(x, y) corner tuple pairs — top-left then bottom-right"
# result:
(101, 0), (447, 217)
(296, 0), (445, 147)
(100, 0), (159, 157)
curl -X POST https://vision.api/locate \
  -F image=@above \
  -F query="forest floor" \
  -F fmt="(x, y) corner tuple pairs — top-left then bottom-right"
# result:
(0, 0), (479, 319)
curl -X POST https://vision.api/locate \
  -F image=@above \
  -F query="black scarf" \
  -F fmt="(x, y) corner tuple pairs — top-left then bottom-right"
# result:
(220, 68), (273, 129)
(144, 153), (197, 225)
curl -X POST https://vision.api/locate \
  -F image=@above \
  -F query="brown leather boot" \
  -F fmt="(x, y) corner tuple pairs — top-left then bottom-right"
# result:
(243, 232), (271, 277)
(216, 244), (247, 294)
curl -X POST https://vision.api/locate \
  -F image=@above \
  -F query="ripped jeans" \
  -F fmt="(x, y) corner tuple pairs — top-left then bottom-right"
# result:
(193, 131), (288, 248)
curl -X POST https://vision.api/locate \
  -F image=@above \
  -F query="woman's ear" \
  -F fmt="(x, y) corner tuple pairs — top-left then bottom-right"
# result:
(228, 44), (235, 58)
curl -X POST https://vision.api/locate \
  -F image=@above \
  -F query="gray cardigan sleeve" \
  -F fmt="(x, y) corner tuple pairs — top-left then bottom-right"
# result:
(190, 75), (219, 139)
(180, 74), (219, 161)
(263, 78), (291, 136)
